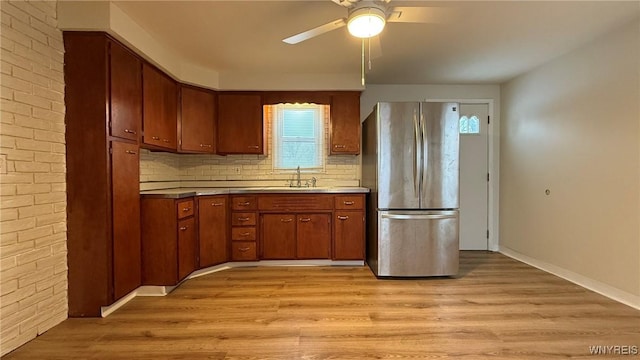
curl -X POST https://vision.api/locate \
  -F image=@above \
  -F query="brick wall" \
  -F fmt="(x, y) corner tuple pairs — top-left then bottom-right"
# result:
(140, 109), (360, 185)
(0, 1), (67, 356)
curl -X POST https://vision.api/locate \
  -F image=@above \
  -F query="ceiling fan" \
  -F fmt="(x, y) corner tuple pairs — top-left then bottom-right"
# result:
(283, 0), (446, 45)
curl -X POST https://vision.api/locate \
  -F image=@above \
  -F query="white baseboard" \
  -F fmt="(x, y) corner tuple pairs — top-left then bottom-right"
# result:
(101, 260), (366, 317)
(499, 246), (640, 310)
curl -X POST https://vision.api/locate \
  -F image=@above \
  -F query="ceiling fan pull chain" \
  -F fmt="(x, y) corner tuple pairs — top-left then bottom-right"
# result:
(368, 37), (372, 70)
(361, 38), (365, 85)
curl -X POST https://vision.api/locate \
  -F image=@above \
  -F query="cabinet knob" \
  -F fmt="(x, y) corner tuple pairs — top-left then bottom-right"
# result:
(299, 218), (311, 222)
(211, 203), (223, 206)
(280, 218), (294, 223)
(337, 215), (349, 220)
(179, 226), (188, 231)
(124, 129), (137, 135)
(151, 136), (160, 140)
(125, 150), (137, 155)
(343, 201), (355, 205)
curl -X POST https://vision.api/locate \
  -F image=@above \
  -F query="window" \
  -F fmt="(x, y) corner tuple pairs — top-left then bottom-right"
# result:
(271, 104), (325, 172)
(459, 115), (480, 134)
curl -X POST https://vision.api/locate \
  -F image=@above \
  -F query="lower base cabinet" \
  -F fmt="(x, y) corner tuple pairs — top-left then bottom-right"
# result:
(333, 210), (365, 260)
(198, 195), (229, 267)
(261, 213), (331, 259)
(141, 197), (197, 285)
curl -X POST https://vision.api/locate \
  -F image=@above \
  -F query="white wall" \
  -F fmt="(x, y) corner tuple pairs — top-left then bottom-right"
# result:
(0, 0), (68, 355)
(500, 19), (640, 307)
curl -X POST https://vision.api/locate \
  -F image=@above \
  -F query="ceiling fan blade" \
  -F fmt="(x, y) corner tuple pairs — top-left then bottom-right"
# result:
(283, 18), (347, 44)
(387, 6), (454, 24)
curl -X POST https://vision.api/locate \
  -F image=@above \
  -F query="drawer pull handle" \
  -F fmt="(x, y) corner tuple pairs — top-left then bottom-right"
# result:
(343, 201), (355, 205)
(200, 144), (212, 148)
(151, 136), (160, 140)
(240, 232), (251, 236)
(334, 144), (346, 149)
(125, 150), (137, 155)
(182, 207), (191, 212)
(124, 129), (137, 135)
(211, 203), (223, 206)
(162, 139), (170, 143)
(238, 217), (250, 222)
(337, 215), (349, 220)
(238, 247), (251, 252)
(281, 218), (293, 223)
(299, 218), (311, 222)
(179, 226), (188, 231)
(238, 201), (251, 206)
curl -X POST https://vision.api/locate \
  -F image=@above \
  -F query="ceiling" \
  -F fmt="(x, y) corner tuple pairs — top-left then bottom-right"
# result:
(113, 0), (639, 85)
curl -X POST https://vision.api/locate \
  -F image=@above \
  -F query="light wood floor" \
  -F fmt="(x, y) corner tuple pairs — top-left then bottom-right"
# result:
(4, 252), (640, 359)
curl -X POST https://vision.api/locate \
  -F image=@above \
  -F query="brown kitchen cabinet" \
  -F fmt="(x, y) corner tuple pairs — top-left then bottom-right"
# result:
(217, 93), (264, 154)
(296, 214), (331, 259)
(142, 63), (178, 150)
(198, 195), (229, 267)
(330, 92), (361, 155)
(64, 32), (142, 316)
(141, 197), (198, 285)
(230, 196), (258, 261)
(333, 195), (366, 260)
(180, 85), (215, 153)
(261, 214), (296, 259)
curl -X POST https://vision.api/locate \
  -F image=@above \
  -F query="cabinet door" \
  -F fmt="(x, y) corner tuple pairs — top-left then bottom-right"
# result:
(180, 86), (215, 153)
(217, 93), (263, 154)
(261, 214), (295, 259)
(330, 92), (361, 155)
(111, 141), (141, 300)
(198, 196), (228, 267)
(333, 211), (365, 260)
(297, 214), (331, 259)
(178, 217), (197, 281)
(143, 64), (177, 150)
(109, 41), (141, 142)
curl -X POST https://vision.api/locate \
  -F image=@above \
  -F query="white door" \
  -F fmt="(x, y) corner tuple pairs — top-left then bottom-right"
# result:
(459, 104), (489, 250)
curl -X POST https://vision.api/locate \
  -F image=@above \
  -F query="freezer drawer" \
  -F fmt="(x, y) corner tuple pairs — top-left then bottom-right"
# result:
(373, 210), (459, 277)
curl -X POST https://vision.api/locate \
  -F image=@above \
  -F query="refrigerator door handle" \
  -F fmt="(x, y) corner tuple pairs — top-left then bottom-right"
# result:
(413, 109), (420, 196)
(420, 106), (428, 196)
(381, 213), (457, 220)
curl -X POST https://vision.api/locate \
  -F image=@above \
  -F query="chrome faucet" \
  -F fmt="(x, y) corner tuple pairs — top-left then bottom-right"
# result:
(296, 166), (301, 187)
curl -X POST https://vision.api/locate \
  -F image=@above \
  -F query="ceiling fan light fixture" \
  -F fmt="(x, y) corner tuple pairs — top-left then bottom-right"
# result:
(347, 7), (386, 38)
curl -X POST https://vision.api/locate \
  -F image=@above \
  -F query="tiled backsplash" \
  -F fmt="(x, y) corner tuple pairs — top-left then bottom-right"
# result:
(140, 116), (360, 188)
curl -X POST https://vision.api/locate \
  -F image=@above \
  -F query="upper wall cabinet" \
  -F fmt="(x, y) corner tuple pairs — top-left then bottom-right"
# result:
(109, 42), (142, 142)
(180, 85), (215, 153)
(142, 63), (178, 151)
(217, 93), (264, 155)
(330, 92), (361, 155)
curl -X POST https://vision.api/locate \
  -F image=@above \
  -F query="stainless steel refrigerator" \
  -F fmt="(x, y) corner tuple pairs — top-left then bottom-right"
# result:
(363, 102), (460, 277)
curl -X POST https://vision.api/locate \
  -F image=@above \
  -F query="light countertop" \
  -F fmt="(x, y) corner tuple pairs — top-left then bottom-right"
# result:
(140, 186), (370, 199)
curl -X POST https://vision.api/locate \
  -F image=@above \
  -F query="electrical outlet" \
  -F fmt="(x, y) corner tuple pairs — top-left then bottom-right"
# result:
(234, 166), (241, 174)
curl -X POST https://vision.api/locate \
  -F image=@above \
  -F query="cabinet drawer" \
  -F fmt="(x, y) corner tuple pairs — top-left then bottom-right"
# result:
(231, 196), (257, 210)
(231, 212), (256, 226)
(177, 199), (194, 219)
(231, 241), (257, 261)
(258, 195), (333, 211)
(334, 195), (364, 210)
(231, 227), (256, 241)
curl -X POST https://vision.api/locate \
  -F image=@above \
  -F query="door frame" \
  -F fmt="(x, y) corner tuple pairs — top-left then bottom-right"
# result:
(425, 99), (498, 251)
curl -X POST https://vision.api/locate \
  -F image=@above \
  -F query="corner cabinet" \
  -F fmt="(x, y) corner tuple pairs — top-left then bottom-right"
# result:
(180, 85), (216, 153)
(142, 63), (178, 151)
(217, 93), (264, 154)
(330, 92), (361, 155)
(64, 32), (142, 316)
